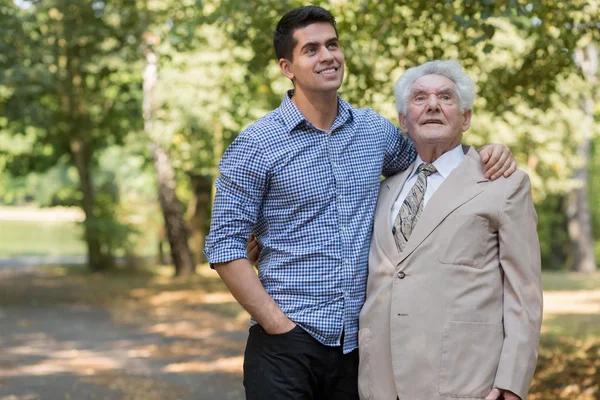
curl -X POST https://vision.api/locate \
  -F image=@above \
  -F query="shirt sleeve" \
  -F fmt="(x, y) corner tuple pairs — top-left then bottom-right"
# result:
(203, 133), (269, 266)
(380, 117), (417, 177)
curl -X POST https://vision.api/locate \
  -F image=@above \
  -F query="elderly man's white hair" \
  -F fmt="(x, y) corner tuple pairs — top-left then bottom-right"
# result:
(394, 60), (476, 115)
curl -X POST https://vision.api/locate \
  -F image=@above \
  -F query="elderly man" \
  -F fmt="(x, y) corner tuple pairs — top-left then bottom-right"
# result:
(357, 60), (542, 400)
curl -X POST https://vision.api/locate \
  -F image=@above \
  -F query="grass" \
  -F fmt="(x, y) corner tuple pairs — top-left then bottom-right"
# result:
(542, 271), (600, 291)
(530, 271), (600, 399)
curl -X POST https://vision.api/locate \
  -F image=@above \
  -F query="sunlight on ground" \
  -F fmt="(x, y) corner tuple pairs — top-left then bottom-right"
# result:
(0, 206), (83, 222)
(130, 289), (236, 306)
(148, 322), (215, 339)
(163, 356), (244, 373)
(543, 290), (600, 315)
(0, 333), (122, 377)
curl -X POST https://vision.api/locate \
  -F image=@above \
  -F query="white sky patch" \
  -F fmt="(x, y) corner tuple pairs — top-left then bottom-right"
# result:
(13, 0), (32, 9)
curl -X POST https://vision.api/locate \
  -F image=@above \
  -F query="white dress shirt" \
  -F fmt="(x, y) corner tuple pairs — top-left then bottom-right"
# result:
(390, 145), (465, 230)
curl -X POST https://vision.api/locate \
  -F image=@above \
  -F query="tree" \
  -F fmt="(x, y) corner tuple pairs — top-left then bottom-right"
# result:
(208, 0), (600, 270)
(0, 0), (146, 270)
(567, 42), (598, 272)
(142, 33), (195, 276)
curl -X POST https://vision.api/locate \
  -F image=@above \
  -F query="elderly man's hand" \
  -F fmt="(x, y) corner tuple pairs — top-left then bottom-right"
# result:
(478, 144), (517, 180)
(485, 387), (521, 400)
(246, 234), (262, 265)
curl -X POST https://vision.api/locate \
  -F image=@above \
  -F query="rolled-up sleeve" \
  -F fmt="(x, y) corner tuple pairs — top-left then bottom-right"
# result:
(380, 118), (417, 177)
(204, 133), (269, 265)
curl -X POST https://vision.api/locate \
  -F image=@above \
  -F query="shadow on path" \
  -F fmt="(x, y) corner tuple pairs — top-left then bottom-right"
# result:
(0, 266), (246, 400)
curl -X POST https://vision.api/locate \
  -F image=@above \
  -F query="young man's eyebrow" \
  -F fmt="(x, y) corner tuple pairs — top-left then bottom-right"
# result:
(300, 41), (318, 51)
(300, 37), (338, 51)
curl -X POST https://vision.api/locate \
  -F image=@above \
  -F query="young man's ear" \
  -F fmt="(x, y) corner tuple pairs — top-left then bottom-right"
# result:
(279, 58), (294, 80)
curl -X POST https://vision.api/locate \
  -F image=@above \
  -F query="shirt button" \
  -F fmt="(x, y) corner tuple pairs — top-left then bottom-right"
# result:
(397, 271), (406, 279)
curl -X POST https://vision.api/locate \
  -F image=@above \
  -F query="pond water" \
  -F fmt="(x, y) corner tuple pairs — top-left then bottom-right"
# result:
(0, 220), (86, 258)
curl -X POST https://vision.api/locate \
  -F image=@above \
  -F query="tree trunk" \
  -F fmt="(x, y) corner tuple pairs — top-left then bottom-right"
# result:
(187, 173), (213, 261)
(71, 140), (102, 271)
(143, 43), (195, 277)
(567, 137), (596, 272)
(151, 143), (195, 276)
(60, 16), (111, 272)
(70, 138), (108, 271)
(567, 44), (597, 273)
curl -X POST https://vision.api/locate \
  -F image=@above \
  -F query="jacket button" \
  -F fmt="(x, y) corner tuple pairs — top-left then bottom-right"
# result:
(397, 271), (406, 279)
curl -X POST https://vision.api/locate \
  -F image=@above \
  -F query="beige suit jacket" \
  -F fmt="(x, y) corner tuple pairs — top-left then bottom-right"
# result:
(358, 146), (542, 400)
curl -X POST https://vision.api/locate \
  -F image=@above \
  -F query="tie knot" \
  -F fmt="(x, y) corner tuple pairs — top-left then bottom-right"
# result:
(417, 162), (437, 176)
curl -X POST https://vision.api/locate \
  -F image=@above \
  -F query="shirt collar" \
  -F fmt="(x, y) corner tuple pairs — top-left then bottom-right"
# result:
(277, 89), (354, 133)
(412, 144), (465, 180)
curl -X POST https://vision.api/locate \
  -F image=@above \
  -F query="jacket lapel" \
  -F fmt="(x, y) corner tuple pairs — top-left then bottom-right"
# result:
(396, 146), (488, 266)
(375, 162), (416, 265)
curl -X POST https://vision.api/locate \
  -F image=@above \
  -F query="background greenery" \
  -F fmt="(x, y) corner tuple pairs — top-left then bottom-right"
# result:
(0, 0), (598, 270)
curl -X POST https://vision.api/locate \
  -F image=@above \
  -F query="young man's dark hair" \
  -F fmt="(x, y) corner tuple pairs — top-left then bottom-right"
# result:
(273, 5), (338, 61)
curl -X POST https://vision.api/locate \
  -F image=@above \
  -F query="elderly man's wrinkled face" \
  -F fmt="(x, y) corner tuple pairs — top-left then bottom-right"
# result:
(399, 74), (471, 148)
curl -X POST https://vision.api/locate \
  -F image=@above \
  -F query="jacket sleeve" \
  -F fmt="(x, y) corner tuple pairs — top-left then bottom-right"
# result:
(493, 171), (543, 399)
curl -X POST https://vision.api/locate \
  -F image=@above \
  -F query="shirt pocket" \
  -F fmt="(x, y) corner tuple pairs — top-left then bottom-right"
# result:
(438, 215), (489, 269)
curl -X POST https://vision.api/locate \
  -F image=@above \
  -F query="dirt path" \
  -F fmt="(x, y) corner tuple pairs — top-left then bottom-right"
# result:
(0, 267), (246, 400)
(3, 264), (598, 400)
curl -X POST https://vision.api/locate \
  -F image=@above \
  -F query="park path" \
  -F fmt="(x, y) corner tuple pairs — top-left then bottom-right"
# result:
(0, 266), (246, 400)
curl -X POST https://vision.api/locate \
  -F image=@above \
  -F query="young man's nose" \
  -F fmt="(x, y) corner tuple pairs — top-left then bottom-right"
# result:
(320, 47), (335, 62)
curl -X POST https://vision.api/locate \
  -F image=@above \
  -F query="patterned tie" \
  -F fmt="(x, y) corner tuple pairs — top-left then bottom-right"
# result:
(393, 163), (437, 252)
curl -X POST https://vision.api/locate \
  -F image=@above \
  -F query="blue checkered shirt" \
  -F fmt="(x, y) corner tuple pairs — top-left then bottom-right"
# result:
(204, 91), (416, 354)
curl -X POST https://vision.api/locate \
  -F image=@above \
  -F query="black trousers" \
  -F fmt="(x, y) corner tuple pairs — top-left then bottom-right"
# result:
(243, 324), (359, 400)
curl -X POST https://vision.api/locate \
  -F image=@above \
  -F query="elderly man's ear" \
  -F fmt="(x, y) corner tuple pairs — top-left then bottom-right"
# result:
(462, 109), (472, 132)
(398, 114), (407, 132)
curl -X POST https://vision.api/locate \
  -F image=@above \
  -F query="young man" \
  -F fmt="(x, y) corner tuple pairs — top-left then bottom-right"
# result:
(204, 6), (515, 400)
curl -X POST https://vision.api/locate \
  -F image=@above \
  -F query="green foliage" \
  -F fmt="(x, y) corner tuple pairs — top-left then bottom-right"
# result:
(591, 137), (600, 236)
(0, 161), (81, 206)
(1, 1), (598, 270)
(591, 137), (600, 261)
(537, 196), (569, 270)
(209, 0), (600, 270)
(0, 0), (151, 266)
(0, 1), (146, 166)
